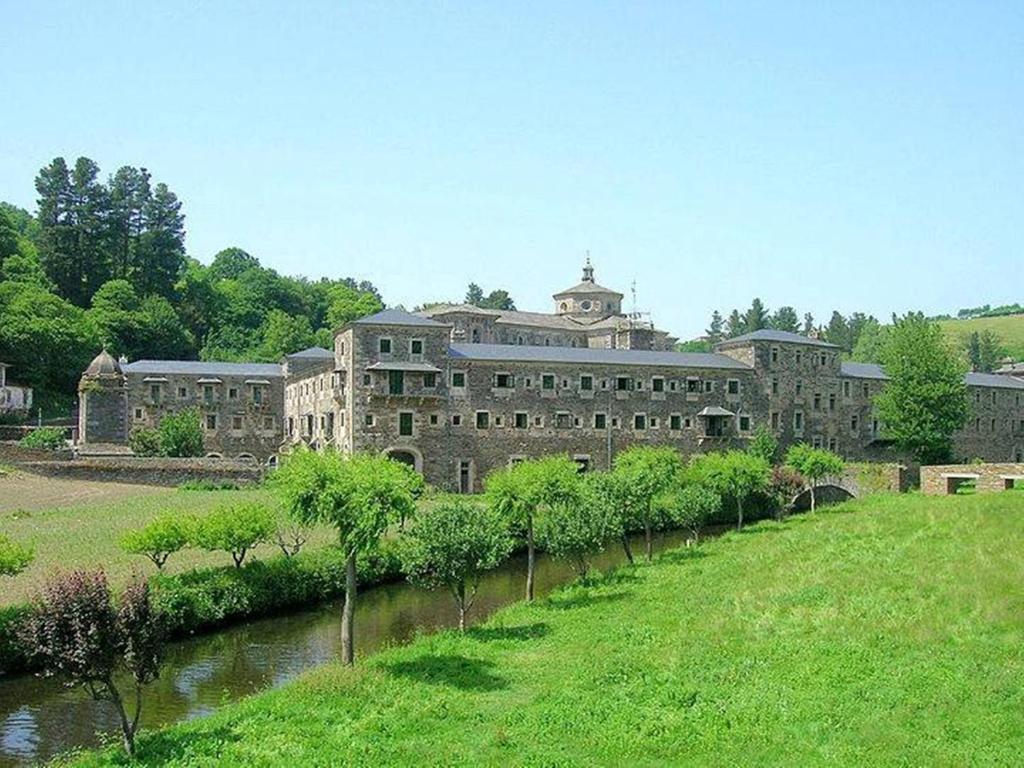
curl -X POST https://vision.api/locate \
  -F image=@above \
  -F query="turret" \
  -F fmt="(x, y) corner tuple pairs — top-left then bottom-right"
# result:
(78, 349), (128, 445)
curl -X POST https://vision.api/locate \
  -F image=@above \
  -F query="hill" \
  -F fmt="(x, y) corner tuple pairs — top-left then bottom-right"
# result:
(72, 491), (1024, 766)
(937, 313), (1024, 361)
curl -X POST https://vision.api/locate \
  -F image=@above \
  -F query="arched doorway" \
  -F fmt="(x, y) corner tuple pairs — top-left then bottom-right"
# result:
(384, 446), (423, 474)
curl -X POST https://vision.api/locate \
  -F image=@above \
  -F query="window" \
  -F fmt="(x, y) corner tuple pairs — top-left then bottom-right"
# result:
(365, 414), (375, 427)
(388, 370), (404, 395)
(828, 393), (836, 411)
(771, 411), (780, 430)
(150, 384), (162, 401)
(205, 414), (217, 430)
(203, 385), (215, 403)
(851, 414), (859, 432)
(616, 376), (630, 391)
(771, 378), (779, 395)
(476, 411), (490, 429)
(650, 417), (659, 429)
(739, 415), (751, 432)
(828, 437), (838, 452)
(399, 412), (414, 437)
(812, 436), (823, 449)
(634, 413), (647, 430)
(794, 411), (804, 433)
(495, 415), (505, 427)
(727, 379), (740, 395)
(683, 417), (692, 429)
(795, 350), (803, 365)
(177, 386), (187, 398)
(813, 393), (822, 411)
(495, 373), (514, 389)
(305, 414), (314, 435)
(363, 374), (371, 385)
(843, 381), (851, 398)
(670, 414), (681, 430)
(687, 378), (701, 393)
(429, 414), (439, 425)
(451, 371), (466, 388)
(771, 346), (779, 363)
(379, 338), (392, 354)
(991, 418), (997, 432)
(594, 413), (607, 429)
(580, 375), (593, 391)
(555, 412), (571, 429)
(133, 408), (144, 420)
(863, 383), (869, 398)
(542, 374), (556, 390)
(228, 387), (238, 399)
(232, 415), (243, 430)
(796, 380), (804, 397)
(652, 377), (665, 393)
(409, 339), (423, 355)
(704, 381), (714, 393)
(821, 355), (828, 368)
(423, 372), (436, 388)
(514, 412), (528, 429)
(263, 416), (275, 430)
(534, 415), (544, 427)
(252, 386), (264, 405)
(452, 414), (462, 426)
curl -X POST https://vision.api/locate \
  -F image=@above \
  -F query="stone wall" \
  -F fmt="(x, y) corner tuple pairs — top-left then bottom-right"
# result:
(920, 463), (1024, 495)
(953, 387), (1024, 463)
(15, 455), (263, 487)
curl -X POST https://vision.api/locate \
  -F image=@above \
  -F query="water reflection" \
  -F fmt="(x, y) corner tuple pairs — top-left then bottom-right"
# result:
(0, 530), (689, 766)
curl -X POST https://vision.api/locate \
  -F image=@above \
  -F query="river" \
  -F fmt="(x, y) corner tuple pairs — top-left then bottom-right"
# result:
(0, 529), (691, 766)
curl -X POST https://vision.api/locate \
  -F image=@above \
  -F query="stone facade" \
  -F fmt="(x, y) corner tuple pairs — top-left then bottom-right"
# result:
(921, 463), (1024, 495)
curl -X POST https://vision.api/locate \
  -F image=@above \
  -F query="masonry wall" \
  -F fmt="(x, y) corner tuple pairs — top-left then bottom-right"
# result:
(921, 463), (1024, 495)
(953, 386), (1024, 463)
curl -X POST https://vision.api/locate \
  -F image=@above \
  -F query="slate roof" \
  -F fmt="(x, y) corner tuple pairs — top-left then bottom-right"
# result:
(552, 280), (624, 298)
(840, 362), (888, 380)
(123, 360), (283, 378)
(365, 361), (442, 373)
(840, 361), (1024, 390)
(717, 329), (839, 348)
(353, 308), (450, 327)
(285, 346), (333, 359)
(84, 350), (122, 376)
(448, 343), (751, 370)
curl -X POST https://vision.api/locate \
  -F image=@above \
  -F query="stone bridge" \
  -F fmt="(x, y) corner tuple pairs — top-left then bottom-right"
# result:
(791, 463), (909, 511)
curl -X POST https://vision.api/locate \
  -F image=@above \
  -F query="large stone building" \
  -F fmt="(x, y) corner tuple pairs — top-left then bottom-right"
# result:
(78, 264), (1024, 484)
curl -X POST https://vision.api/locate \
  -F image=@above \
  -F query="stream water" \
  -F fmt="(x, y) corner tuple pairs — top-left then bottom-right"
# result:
(0, 529), (690, 766)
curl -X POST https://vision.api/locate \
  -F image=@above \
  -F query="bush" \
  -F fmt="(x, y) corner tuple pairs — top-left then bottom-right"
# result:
(18, 426), (66, 450)
(120, 515), (190, 570)
(537, 490), (621, 580)
(0, 534), (33, 576)
(785, 444), (845, 511)
(189, 503), (276, 567)
(179, 479), (243, 491)
(767, 466), (805, 519)
(151, 540), (403, 636)
(0, 605), (32, 675)
(159, 408), (204, 457)
(128, 426), (162, 457)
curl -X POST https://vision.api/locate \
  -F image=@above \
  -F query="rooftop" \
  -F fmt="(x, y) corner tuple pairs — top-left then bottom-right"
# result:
(353, 308), (450, 328)
(123, 360), (284, 378)
(840, 361), (1024, 390)
(716, 329), (839, 349)
(840, 361), (888, 380)
(285, 346), (333, 359)
(448, 343), (751, 370)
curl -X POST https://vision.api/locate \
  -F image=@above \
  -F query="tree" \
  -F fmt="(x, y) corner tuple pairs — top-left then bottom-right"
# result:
(325, 283), (384, 328)
(274, 512), (309, 558)
(135, 182), (185, 298)
(874, 313), (969, 464)
(725, 309), (744, 338)
(767, 466), (805, 520)
(802, 312), (815, 335)
(479, 289), (516, 311)
(978, 330), (1003, 373)
(465, 283), (484, 306)
(485, 455), (581, 601)
(120, 515), (189, 570)
(256, 309), (315, 360)
(851, 318), (888, 363)
(0, 207), (19, 267)
(747, 424), (778, 465)
(825, 311), (850, 349)
(272, 450), (417, 664)
(612, 445), (684, 560)
(190, 503), (276, 567)
(690, 451), (770, 530)
(158, 408), (204, 457)
(22, 571), (163, 757)
(538, 479), (622, 579)
(0, 534), (33, 577)
(743, 298), (769, 333)
(400, 500), (512, 631)
(784, 444), (845, 512)
(662, 484), (720, 545)
(128, 427), (162, 457)
(966, 331), (982, 371)
(770, 306), (799, 333)
(705, 310), (725, 343)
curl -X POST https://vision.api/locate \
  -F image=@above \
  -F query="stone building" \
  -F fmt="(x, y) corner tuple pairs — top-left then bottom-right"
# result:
(0, 363), (33, 416)
(79, 353), (285, 461)
(79, 263), (1024, 480)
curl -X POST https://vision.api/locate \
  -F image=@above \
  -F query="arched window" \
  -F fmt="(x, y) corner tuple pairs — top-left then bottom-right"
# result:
(471, 328), (480, 343)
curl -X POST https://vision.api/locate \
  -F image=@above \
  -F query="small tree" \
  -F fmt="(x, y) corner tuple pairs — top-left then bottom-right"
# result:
(747, 425), (778, 465)
(158, 408), (204, 458)
(120, 514), (189, 570)
(663, 484), (721, 545)
(537, 479), (621, 580)
(274, 512), (309, 558)
(272, 449), (417, 665)
(128, 426), (162, 457)
(190, 503), (276, 567)
(587, 470), (637, 564)
(874, 312), (969, 464)
(399, 500), (512, 631)
(690, 451), (770, 530)
(23, 571), (163, 757)
(0, 534), (33, 577)
(612, 446), (684, 560)
(768, 465), (805, 520)
(785, 444), (845, 512)
(485, 455), (581, 601)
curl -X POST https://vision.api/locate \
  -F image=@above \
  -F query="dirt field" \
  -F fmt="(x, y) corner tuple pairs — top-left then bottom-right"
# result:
(0, 469), (168, 513)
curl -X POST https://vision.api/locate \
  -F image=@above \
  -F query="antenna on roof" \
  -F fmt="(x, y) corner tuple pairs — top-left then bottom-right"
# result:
(628, 279), (652, 328)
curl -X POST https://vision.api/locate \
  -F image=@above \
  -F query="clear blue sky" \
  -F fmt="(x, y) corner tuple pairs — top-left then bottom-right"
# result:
(3, 1), (1021, 339)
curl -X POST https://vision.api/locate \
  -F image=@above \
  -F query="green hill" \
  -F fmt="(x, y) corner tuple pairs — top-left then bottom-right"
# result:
(937, 313), (1024, 360)
(73, 492), (1024, 766)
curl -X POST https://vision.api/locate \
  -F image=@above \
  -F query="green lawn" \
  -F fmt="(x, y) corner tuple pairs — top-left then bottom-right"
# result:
(937, 312), (1024, 360)
(69, 491), (1024, 766)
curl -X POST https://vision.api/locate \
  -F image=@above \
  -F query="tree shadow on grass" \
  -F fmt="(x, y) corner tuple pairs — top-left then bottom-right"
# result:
(468, 622), (550, 643)
(130, 724), (243, 766)
(384, 654), (508, 692)
(544, 590), (630, 611)
(657, 547), (709, 565)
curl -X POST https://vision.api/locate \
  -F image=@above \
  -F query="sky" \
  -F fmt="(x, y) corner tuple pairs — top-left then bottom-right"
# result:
(3, 1), (1022, 340)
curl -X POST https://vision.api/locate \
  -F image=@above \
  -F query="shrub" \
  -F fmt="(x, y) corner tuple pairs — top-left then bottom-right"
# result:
(274, 513), (309, 558)
(159, 408), (204, 458)
(767, 466), (805, 520)
(537, 486), (621, 580)
(120, 515), (190, 570)
(0, 605), (32, 675)
(664, 485), (721, 544)
(18, 426), (66, 450)
(0, 534), (33, 577)
(190, 503), (276, 567)
(128, 426), (162, 457)
(785, 444), (845, 511)
(747, 425), (779, 465)
(179, 479), (243, 491)
(21, 571), (164, 757)
(689, 451), (771, 530)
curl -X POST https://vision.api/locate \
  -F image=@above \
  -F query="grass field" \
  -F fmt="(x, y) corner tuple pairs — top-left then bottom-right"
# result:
(937, 312), (1024, 360)
(68, 491), (1024, 767)
(0, 472), (338, 605)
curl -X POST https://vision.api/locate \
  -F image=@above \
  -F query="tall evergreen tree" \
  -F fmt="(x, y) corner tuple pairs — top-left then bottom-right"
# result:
(977, 330), (1002, 373)
(769, 306), (799, 333)
(705, 310), (724, 342)
(725, 309), (744, 338)
(825, 311), (850, 349)
(465, 282), (484, 306)
(135, 183), (185, 297)
(802, 312), (815, 335)
(743, 298), (769, 333)
(108, 166), (152, 281)
(35, 157), (78, 301)
(966, 331), (982, 371)
(69, 157), (114, 303)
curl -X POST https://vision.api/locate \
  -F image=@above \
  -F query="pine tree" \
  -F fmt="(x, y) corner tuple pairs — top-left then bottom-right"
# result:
(108, 166), (152, 281)
(802, 312), (815, 335)
(744, 298), (769, 332)
(69, 157), (114, 303)
(825, 311), (850, 349)
(135, 183), (185, 297)
(769, 306), (799, 333)
(465, 283), (484, 306)
(706, 310), (725, 342)
(966, 332), (982, 371)
(35, 157), (78, 301)
(725, 309), (744, 338)
(977, 330), (1002, 373)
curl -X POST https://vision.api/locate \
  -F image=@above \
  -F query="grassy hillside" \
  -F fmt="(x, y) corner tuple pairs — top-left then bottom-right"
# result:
(70, 491), (1024, 766)
(937, 313), (1024, 360)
